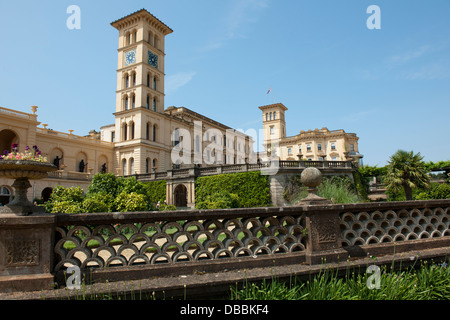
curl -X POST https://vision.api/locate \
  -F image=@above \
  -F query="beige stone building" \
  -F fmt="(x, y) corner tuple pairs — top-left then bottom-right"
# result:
(0, 9), (254, 205)
(259, 103), (363, 163)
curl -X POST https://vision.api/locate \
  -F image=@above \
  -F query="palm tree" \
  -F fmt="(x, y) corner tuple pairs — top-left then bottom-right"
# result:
(384, 150), (430, 200)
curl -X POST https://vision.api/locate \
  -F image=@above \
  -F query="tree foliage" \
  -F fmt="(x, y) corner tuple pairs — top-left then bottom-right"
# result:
(45, 173), (168, 214)
(384, 150), (430, 201)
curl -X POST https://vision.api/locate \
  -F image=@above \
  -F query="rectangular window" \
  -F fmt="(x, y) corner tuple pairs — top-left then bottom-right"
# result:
(111, 131), (115, 143)
(331, 142), (336, 150)
(318, 144), (322, 151)
(350, 144), (355, 151)
(288, 147), (292, 155)
(307, 144), (311, 152)
(270, 126), (274, 135)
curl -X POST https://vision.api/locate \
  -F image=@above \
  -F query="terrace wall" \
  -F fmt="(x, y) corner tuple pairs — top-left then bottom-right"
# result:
(1, 199), (449, 293)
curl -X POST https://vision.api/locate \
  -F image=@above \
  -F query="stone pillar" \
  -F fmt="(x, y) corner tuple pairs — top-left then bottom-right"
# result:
(0, 213), (56, 293)
(298, 167), (348, 265)
(269, 174), (288, 207)
(303, 207), (348, 265)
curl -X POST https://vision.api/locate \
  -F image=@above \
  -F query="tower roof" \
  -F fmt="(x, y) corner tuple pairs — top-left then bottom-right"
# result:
(111, 9), (173, 35)
(258, 103), (288, 111)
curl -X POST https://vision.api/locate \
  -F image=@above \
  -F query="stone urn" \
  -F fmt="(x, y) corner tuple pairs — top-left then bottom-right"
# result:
(297, 167), (331, 205)
(0, 160), (57, 215)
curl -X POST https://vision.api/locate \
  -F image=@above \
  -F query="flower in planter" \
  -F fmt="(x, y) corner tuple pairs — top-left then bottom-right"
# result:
(0, 144), (48, 162)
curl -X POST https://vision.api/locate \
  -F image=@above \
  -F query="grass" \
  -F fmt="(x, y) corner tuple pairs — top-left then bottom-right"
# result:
(230, 259), (450, 300)
(54, 259), (450, 300)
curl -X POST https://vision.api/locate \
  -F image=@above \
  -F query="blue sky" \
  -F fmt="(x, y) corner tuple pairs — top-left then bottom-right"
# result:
(1, 0), (449, 166)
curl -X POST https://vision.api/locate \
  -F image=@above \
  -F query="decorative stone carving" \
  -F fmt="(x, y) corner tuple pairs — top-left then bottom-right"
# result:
(5, 239), (40, 266)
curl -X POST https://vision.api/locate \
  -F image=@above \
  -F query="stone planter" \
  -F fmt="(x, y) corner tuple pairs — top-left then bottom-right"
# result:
(0, 160), (57, 216)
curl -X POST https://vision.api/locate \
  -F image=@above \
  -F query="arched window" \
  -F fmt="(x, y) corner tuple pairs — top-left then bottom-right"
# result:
(173, 128), (180, 146)
(153, 77), (157, 90)
(152, 124), (157, 142)
(270, 112), (273, 121)
(129, 158), (135, 174)
(130, 122), (135, 140)
(273, 112), (277, 120)
(122, 159), (127, 176)
(41, 187), (53, 202)
(133, 30), (137, 43)
(123, 123), (128, 141)
(132, 72), (136, 87)
(266, 113), (269, 121)
(147, 73), (150, 87)
(125, 74), (129, 88)
(146, 122), (150, 140)
(125, 32), (130, 46)
(154, 35), (158, 49)
(146, 95), (150, 109)
(132, 94), (136, 109)
(0, 186), (12, 206)
(0, 129), (19, 156)
(153, 97), (157, 111)
(152, 158), (157, 170)
(124, 96), (129, 110)
(146, 158), (150, 173)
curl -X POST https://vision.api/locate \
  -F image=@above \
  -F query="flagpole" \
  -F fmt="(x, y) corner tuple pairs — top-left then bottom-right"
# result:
(267, 87), (274, 104)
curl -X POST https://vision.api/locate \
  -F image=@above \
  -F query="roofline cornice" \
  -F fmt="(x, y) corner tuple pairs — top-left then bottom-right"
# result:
(111, 9), (173, 35)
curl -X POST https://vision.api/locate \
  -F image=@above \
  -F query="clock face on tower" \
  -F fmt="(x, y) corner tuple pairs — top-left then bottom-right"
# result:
(125, 50), (136, 66)
(148, 50), (158, 68)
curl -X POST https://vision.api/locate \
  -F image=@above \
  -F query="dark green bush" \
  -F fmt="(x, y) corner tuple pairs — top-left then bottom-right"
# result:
(415, 183), (450, 200)
(143, 180), (166, 209)
(195, 171), (271, 209)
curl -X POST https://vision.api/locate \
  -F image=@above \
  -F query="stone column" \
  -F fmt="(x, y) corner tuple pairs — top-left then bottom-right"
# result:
(298, 167), (348, 265)
(0, 213), (56, 293)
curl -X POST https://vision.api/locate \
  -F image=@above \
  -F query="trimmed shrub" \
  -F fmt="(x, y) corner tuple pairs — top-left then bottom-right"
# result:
(82, 192), (114, 213)
(45, 186), (85, 213)
(195, 171), (271, 209)
(114, 191), (148, 212)
(144, 180), (167, 209)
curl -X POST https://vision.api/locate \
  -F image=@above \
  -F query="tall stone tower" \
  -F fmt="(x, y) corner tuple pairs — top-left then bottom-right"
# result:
(111, 9), (173, 175)
(259, 103), (288, 156)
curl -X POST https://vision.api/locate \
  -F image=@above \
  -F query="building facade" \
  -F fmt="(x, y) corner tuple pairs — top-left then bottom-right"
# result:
(259, 103), (363, 163)
(0, 9), (254, 205)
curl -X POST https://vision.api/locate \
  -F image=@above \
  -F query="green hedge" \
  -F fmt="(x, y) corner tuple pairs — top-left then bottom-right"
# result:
(195, 171), (271, 209)
(45, 174), (167, 213)
(143, 180), (167, 207)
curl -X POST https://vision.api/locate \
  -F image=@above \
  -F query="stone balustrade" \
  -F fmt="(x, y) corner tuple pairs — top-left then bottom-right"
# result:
(1, 199), (449, 292)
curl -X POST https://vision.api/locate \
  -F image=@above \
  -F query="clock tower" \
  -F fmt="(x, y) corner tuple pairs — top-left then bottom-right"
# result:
(111, 9), (173, 175)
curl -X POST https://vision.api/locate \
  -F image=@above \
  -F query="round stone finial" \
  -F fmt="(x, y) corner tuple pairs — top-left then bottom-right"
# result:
(301, 167), (323, 188)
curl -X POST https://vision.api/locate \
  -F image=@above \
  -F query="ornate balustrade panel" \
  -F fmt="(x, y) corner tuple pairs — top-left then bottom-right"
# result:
(53, 210), (307, 272)
(339, 201), (450, 247)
